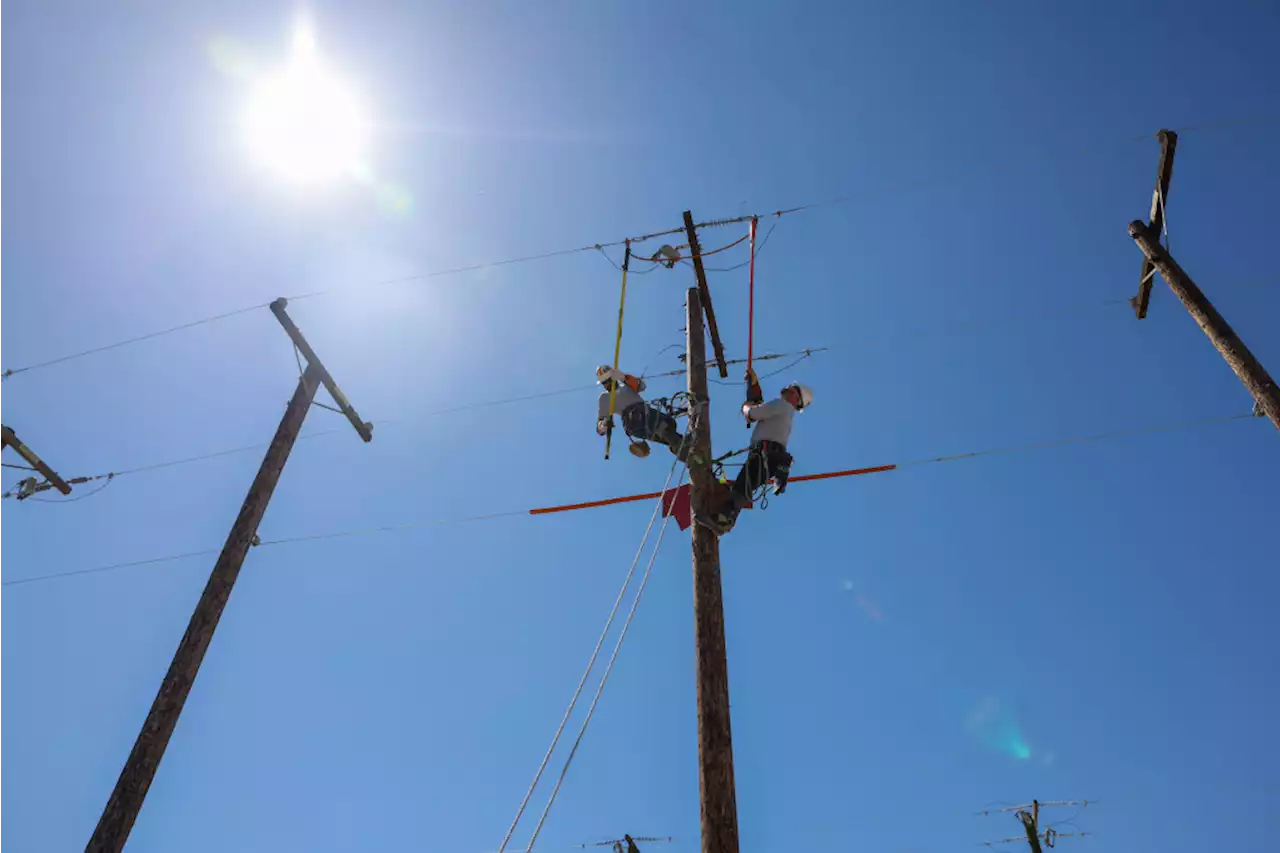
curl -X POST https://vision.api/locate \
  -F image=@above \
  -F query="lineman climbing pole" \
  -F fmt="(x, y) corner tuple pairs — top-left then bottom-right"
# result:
(1124, 132), (1280, 433)
(87, 298), (373, 853)
(684, 208), (740, 853)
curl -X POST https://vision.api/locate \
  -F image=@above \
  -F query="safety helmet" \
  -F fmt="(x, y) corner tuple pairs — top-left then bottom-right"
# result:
(597, 364), (617, 384)
(784, 383), (814, 410)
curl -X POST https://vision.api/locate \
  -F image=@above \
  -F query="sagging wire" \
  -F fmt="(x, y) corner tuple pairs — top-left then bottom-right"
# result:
(596, 246), (660, 275)
(709, 348), (818, 386)
(27, 475), (115, 504)
(703, 220), (779, 273)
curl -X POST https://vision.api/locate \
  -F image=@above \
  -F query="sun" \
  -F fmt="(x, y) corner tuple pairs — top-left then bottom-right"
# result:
(242, 27), (369, 184)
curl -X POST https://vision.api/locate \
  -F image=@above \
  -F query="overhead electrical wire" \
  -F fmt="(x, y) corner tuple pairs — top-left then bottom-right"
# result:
(6, 260), (1275, 502)
(1, 350), (823, 501)
(4, 113), (1272, 383)
(3, 408), (1260, 588)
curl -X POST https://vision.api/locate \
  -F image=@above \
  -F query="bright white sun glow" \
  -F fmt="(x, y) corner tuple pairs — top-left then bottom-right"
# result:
(243, 26), (369, 183)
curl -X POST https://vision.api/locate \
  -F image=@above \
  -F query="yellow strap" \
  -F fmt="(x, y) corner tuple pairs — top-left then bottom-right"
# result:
(604, 241), (631, 459)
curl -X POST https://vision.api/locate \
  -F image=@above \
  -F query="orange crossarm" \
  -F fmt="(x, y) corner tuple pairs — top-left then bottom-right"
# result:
(530, 490), (665, 516)
(788, 464), (897, 483)
(528, 464), (896, 516)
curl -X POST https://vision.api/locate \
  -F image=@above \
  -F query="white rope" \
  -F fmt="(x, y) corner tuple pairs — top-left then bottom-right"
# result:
(496, 437), (691, 853)
(522, 464), (686, 853)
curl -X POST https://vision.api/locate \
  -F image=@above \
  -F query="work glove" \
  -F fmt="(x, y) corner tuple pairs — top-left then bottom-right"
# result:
(745, 367), (763, 405)
(741, 403), (757, 421)
(597, 417), (613, 436)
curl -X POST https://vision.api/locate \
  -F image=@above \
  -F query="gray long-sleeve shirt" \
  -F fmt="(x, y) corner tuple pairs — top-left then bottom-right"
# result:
(745, 397), (794, 446)
(597, 381), (646, 420)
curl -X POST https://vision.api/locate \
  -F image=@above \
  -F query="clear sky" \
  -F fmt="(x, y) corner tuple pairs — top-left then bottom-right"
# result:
(4, 1), (1279, 851)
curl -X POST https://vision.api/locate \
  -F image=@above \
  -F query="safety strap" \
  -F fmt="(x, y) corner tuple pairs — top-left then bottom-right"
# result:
(604, 241), (631, 459)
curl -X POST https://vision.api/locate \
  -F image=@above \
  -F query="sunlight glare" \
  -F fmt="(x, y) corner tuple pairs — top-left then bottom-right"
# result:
(242, 25), (369, 184)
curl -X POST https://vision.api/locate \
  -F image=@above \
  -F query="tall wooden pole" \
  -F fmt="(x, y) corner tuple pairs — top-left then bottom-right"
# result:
(685, 287), (740, 853)
(87, 299), (372, 852)
(87, 365), (322, 852)
(1129, 221), (1280, 433)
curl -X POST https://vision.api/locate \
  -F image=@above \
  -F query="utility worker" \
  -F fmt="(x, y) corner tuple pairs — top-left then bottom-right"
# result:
(703, 377), (813, 533)
(596, 366), (688, 459)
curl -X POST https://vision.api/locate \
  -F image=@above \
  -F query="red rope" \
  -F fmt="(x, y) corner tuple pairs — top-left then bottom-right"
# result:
(746, 217), (757, 377)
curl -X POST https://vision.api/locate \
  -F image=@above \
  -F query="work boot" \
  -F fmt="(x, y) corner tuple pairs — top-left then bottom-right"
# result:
(693, 508), (734, 535)
(693, 508), (721, 535)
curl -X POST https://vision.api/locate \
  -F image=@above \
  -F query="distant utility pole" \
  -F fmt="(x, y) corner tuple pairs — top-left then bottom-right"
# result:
(684, 207), (739, 853)
(2, 424), (72, 496)
(1129, 129), (1178, 319)
(87, 298), (373, 853)
(1127, 223), (1280, 433)
(980, 799), (1092, 852)
(1125, 128), (1279, 433)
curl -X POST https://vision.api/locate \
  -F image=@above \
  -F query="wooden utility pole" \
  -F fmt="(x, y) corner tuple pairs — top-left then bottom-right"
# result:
(2, 425), (72, 495)
(1019, 801), (1044, 853)
(683, 211), (730, 379)
(980, 799), (1091, 852)
(1128, 222), (1280, 433)
(87, 298), (372, 853)
(685, 285), (740, 853)
(1130, 129), (1178, 319)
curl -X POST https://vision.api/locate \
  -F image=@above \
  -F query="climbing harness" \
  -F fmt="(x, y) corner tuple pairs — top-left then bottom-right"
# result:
(604, 241), (631, 460)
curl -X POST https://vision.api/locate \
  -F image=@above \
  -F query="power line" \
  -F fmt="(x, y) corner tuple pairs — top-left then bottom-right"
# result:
(7, 260), (1275, 502)
(4, 408), (1259, 588)
(0, 303), (270, 381)
(2, 350), (823, 501)
(4, 113), (1271, 383)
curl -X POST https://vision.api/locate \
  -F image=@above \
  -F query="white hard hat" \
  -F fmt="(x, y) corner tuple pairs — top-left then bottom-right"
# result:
(785, 383), (814, 410)
(597, 365), (618, 384)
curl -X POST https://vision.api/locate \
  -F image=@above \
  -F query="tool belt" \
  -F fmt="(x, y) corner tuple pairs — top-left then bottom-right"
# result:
(621, 402), (650, 437)
(752, 440), (793, 492)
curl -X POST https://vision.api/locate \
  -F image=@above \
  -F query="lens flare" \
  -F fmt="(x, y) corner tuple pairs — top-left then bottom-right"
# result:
(965, 694), (1033, 760)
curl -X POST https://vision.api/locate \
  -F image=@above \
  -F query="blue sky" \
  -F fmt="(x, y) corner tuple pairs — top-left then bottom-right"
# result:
(4, 1), (1279, 851)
